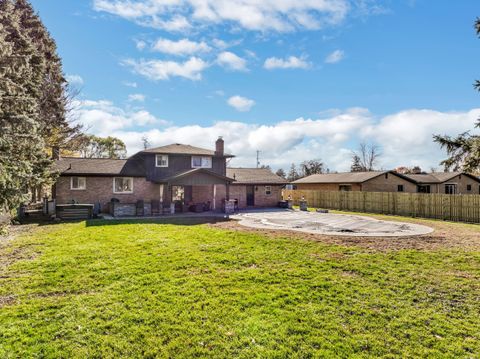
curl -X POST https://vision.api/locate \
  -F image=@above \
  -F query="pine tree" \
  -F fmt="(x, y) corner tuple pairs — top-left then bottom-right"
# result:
(0, 0), (48, 211)
(14, 0), (81, 150)
(287, 163), (299, 182)
(350, 154), (364, 172)
(275, 168), (286, 179)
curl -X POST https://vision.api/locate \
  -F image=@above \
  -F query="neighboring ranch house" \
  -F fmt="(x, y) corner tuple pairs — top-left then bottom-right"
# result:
(292, 171), (480, 194)
(54, 138), (287, 215)
(403, 172), (480, 194)
(293, 171), (417, 193)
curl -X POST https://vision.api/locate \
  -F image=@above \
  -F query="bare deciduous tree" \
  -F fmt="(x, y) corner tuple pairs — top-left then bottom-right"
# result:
(353, 142), (381, 172)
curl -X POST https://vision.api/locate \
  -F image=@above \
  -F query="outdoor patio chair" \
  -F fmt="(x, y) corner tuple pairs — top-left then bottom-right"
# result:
(136, 200), (144, 216)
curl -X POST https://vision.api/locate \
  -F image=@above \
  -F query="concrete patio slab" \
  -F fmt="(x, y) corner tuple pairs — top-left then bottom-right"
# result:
(231, 209), (433, 237)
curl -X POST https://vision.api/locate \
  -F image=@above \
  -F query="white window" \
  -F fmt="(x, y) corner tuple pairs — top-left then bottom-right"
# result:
(70, 177), (86, 190)
(265, 186), (272, 195)
(445, 184), (457, 195)
(113, 177), (133, 194)
(155, 154), (168, 167)
(191, 156), (212, 168)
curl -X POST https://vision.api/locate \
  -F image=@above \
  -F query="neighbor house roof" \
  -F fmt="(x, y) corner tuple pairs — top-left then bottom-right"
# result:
(293, 171), (392, 184)
(141, 143), (234, 157)
(226, 168), (288, 184)
(404, 172), (480, 184)
(55, 157), (145, 177)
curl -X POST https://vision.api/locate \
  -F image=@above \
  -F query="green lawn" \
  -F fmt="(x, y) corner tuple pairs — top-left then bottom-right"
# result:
(0, 217), (479, 358)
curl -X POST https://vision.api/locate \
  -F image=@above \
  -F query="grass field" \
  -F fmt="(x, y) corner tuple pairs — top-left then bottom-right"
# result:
(0, 215), (479, 358)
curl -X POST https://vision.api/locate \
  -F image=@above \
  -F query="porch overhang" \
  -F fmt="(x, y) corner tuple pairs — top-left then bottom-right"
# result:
(157, 168), (236, 186)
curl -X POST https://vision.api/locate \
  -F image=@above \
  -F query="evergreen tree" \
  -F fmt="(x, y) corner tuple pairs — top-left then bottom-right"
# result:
(287, 163), (299, 182)
(275, 168), (286, 179)
(0, 0), (48, 211)
(14, 0), (81, 150)
(350, 154), (365, 172)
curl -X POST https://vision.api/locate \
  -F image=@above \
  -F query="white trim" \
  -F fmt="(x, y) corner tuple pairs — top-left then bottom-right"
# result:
(191, 155), (212, 169)
(113, 177), (134, 194)
(444, 183), (457, 195)
(70, 176), (86, 190)
(265, 185), (272, 195)
(155, 154), (169, 167)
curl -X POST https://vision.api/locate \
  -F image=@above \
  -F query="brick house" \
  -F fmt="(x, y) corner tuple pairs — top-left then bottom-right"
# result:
(54, 138), (286, 215)
(226, 168), (288, 209)
(292, 171), (480, 194)
(403, 172), (480, 194)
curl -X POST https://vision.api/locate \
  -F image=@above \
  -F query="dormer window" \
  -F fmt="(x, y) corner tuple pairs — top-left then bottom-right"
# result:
(156, 154), (168, 167)
(192, 156), (212, 168)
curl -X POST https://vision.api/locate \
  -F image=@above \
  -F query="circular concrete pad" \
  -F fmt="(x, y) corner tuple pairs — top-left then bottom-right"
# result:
(231, 210), (433, 237)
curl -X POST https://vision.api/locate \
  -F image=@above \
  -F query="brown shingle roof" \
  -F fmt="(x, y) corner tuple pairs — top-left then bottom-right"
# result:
(55, 157), (145, 176)
(142, 143), (233, 157)
(405, 172), (480, 184)
(293, 171), (389, 184)
(226, 168), (288, 184)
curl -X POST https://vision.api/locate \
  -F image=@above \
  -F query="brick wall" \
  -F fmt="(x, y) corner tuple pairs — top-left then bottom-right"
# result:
(295, 183), (362, 191)
(431, 175), (480, 194)
(361, 173), (417, 193)
(55, 176), (159, 213)
(230, 184), (282, 208)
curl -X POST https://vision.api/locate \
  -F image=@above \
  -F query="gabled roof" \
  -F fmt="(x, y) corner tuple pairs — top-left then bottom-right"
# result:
(162, 168), (235, 183)
(141, 143), (234, 157)
(55, 157), (145, 177)
(227, 168), (288, 184)
(404, 172), (480, 184)
(293, 171), (389, 184)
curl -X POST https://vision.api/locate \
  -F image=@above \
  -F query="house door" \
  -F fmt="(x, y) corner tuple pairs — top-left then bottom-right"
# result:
(246, 185), (255, 206)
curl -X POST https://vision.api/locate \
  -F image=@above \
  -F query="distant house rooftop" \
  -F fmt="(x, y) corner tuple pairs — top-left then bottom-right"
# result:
(403, 172), (480, 183)
(227, 168), (287, 185)
(292, 171), (402, 184)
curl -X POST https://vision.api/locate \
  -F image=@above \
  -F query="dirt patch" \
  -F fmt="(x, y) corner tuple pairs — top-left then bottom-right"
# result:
(209, 219), (480, 252)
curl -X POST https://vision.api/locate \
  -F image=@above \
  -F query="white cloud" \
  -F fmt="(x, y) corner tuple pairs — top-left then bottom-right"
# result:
(325, 49), (345, 63)
(135, 39), (147, 50)
(128, 93), (146, 102)
(227, 95), (255, 112)
(122, 57), (208, 81)
(123, 81), (138, 88)
(93, 0), (352, 32)
(364, 109), (480, 170)
(216, 51), (248, 71)
(66, 74), (84, 86)
(152, 38), (211, 56)
(264, 56), (310, 70)
(71, 102), (480, 171)
(72, 100), (168, 136)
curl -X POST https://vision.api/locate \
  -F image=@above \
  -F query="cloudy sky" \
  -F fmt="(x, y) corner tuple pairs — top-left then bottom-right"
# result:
(32, 0), (480, 171)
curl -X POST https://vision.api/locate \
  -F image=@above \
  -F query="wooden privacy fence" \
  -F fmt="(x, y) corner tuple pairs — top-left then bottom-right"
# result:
(283, 190), (480, 224)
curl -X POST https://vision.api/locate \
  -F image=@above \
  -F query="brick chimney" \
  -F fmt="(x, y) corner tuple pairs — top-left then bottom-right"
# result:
(215, 136), (224, 156)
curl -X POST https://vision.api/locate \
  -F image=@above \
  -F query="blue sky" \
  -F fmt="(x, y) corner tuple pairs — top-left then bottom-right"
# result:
(31, 0), (480, 171)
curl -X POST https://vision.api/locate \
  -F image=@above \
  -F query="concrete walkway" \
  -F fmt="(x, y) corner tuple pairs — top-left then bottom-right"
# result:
(231, 209), (433, 237)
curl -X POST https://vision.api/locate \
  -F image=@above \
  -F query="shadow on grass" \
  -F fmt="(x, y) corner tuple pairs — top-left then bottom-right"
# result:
(85, 216), (231, 227)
